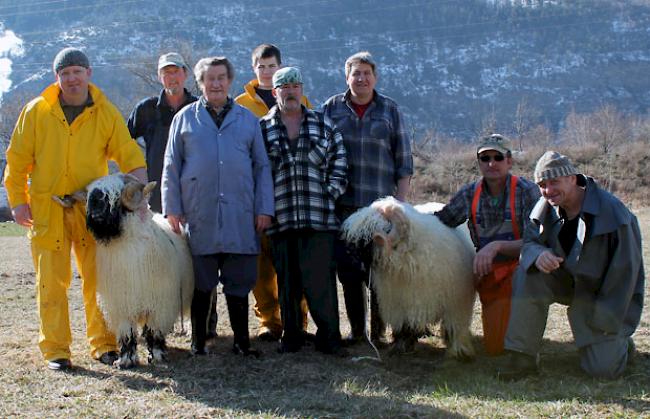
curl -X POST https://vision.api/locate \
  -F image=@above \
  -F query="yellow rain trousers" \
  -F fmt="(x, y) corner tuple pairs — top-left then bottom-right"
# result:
(32, 205), (117, 361)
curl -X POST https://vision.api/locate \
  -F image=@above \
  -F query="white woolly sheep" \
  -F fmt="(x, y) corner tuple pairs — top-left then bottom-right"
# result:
(341, 196), (476, 360)
(54, 174), (194, 368)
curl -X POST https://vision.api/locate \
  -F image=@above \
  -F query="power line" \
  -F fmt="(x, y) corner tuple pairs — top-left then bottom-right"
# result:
(13, 0), (458, 39)
(7, 7), (622, 70)
(0, 0), (349, 18)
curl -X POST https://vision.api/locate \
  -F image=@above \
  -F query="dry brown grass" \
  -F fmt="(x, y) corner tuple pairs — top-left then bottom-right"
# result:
(410, 140), (650, 209)
(0, 210), (648, 418)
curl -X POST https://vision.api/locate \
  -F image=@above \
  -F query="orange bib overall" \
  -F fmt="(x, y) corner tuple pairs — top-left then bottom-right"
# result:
(471, 175), (520, 356)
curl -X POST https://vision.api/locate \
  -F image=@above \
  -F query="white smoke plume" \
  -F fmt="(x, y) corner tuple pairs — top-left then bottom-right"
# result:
(0, 25), (25, 102)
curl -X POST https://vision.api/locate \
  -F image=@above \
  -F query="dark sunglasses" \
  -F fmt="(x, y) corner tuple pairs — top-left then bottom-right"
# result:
(479, 154), (505, 163)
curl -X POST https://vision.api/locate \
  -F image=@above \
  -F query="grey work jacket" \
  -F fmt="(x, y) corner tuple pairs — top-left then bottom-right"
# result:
(520, 176), (644, 347)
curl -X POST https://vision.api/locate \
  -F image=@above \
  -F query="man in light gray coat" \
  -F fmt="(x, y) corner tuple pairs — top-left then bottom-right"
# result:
(498, 151), (644, 380)
(162, 56), (274, 357)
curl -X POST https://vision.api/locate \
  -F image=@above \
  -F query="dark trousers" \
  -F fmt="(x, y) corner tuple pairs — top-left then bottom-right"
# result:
(191, 253), (258, 296)
(335, 206), (385, 339)
(270, 230), (342, 351)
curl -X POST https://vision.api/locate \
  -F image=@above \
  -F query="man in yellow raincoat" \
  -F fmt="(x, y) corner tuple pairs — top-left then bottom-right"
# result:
(4, 47), (146, 371)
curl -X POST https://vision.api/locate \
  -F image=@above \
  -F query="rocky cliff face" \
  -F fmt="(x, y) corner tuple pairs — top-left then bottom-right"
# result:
(2, 0), (649, 138)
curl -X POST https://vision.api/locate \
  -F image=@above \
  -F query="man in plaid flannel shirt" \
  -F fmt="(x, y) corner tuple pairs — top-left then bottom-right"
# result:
(322, 51), (413, 346)
(260, 67), (348, 356)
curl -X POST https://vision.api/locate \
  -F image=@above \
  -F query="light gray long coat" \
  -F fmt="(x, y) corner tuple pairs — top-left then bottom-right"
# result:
(161, 100), (274, 255)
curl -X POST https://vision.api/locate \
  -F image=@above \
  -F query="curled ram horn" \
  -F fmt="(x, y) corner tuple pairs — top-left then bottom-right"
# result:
(143, 181), (157, 198)
(120, 179), (145, 212)
(373, 231), (393, 256)
(51, 190), (88, 208)
(378, 203), (409, 244)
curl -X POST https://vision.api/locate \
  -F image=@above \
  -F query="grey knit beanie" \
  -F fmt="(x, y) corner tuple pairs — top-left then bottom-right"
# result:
(534, 151), (578, 184)
(53, 47), (90, 74)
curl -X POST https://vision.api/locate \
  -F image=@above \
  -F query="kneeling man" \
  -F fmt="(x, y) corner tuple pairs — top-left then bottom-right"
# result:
(499, 151), (644, 380)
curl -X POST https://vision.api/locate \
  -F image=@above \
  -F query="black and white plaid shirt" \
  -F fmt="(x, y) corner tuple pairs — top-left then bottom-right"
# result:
(261, 105), (348, 234)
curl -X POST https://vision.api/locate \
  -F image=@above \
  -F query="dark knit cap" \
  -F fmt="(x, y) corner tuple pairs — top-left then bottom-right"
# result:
(53, 47), (90, 74)
(534, 151), (578, 184)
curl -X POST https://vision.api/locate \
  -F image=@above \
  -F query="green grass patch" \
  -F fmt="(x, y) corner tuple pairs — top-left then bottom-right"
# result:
(0, 222), (27, 237)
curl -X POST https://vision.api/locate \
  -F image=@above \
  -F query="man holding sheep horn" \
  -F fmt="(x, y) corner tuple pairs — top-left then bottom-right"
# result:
(4, 47), (147, 371)
(434, 134), (540, 356)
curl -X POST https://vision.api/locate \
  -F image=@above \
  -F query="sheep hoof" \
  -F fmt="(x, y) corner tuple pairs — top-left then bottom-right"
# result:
(388, 339), (416, 357)
(233, 344), (261, 358)
(117, 355), (138, 369)
(148, 348), (168, 364)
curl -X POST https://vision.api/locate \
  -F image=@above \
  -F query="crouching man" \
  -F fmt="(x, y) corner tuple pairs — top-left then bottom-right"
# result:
(260, 67), (348, 355)
(498, 151), (644, 380)
(434, 134), (540, 355)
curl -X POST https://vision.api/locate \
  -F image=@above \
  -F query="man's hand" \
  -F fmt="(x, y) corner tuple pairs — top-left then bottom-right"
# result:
(256, 215), (272, 233)
(395, 176), (411, 202)
(127, 167), (148, 184)
(167, 214), (185, 235)
(535, 250), (564, 274)
(473, 241), (500, 277)
(11, 204), (33, 228)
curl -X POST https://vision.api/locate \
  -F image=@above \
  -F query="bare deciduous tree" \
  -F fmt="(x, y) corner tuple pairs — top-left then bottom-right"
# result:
(513, 97), (541, 151)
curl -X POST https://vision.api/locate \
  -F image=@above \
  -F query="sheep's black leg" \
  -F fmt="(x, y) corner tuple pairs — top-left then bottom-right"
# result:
(118, 326), (139, 369)
(388, 325), (418, 356)
(142, 324), (169, 364)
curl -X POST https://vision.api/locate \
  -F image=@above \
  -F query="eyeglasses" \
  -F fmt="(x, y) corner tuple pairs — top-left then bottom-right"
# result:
(479, 154), (505, 163)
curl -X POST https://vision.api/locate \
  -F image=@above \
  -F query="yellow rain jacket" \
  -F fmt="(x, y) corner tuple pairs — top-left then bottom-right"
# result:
(235, 78), (312, 118)
(4, 82), (145, 250)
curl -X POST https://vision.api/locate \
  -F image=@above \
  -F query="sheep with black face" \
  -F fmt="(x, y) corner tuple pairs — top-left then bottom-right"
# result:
(54, 173), (194, 368)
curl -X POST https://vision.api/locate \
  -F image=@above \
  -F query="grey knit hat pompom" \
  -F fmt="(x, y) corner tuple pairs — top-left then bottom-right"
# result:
(53, 47), (90, 74)
(534, 151), (578, 184)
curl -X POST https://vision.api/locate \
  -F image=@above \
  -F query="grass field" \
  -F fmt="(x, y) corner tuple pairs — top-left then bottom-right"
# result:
(0, 211), (648, 418)
(0, 221), (26, 237)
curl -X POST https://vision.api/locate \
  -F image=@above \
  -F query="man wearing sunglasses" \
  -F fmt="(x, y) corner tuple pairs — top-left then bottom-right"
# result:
(434, 134), (540, 356)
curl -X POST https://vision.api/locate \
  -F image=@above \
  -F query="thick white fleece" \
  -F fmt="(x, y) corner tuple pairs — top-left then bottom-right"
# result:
(342, 197), (476, 359)
(89, 175), (193, 340)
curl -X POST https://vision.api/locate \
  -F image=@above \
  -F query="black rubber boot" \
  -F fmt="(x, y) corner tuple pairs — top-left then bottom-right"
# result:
(226, 294), (260, 358)
(342, 281), (366, 345)
(207, 289), (218, 339)
(191, 288), (212, 355)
